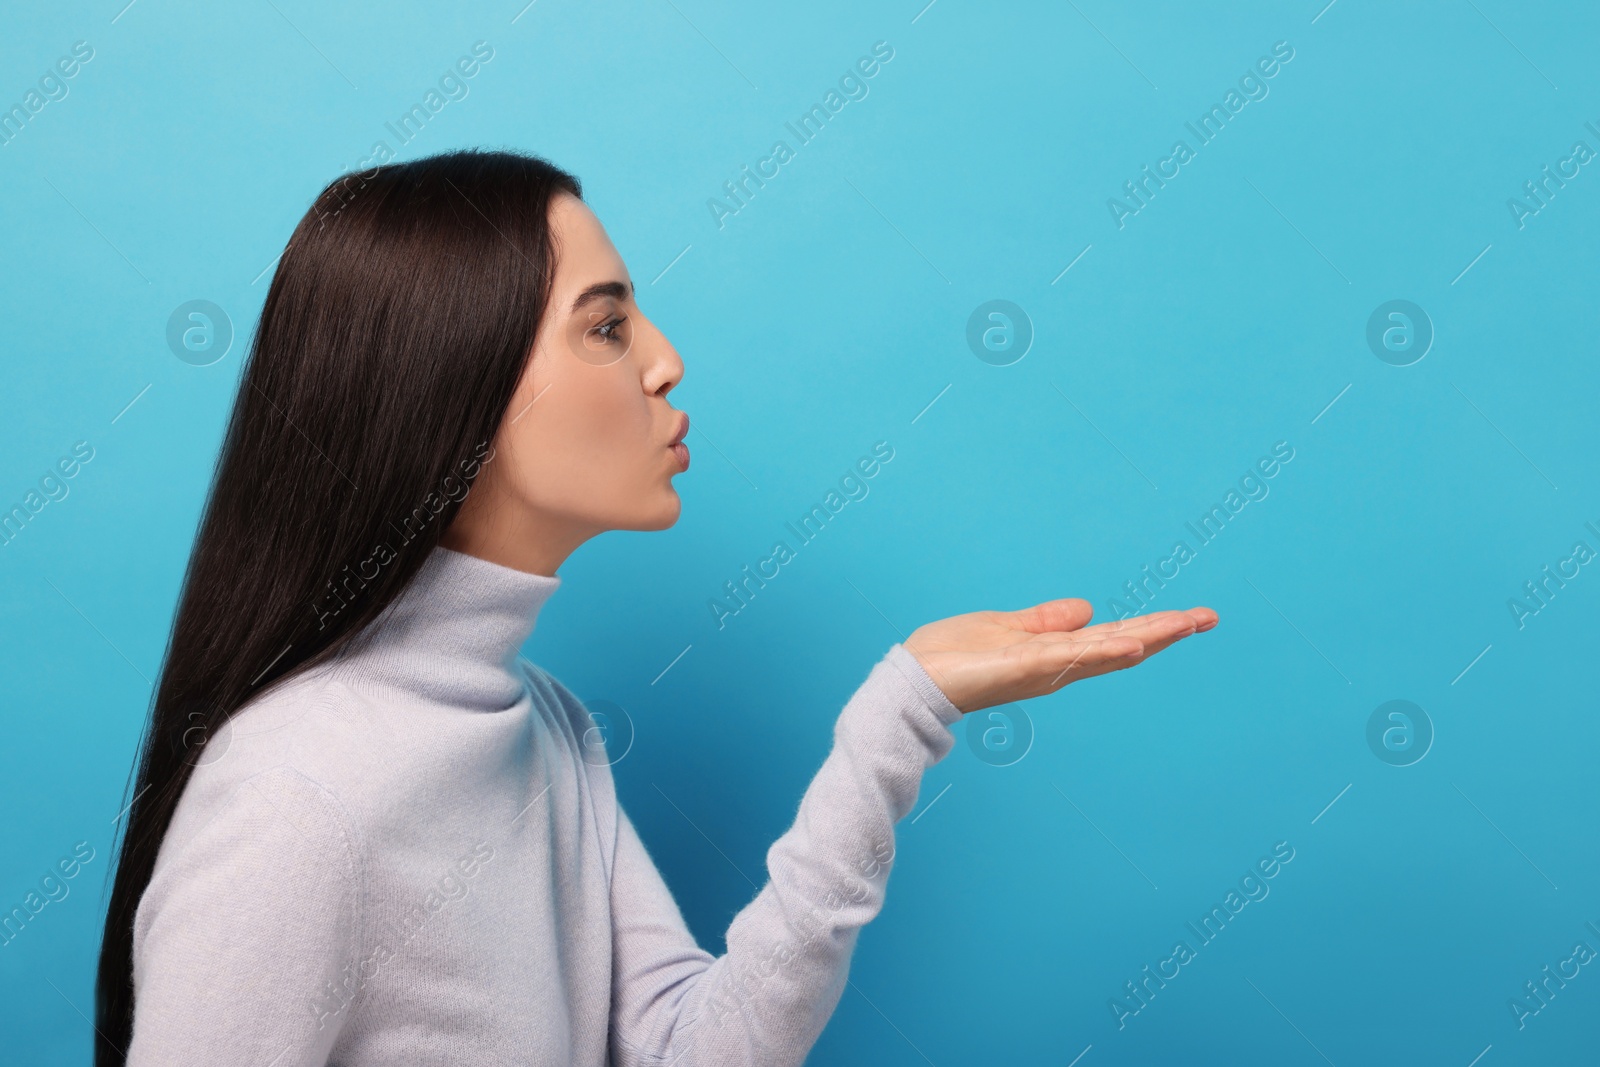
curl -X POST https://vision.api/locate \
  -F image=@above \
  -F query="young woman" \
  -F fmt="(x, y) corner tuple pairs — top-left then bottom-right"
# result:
(96, 149), (1217, 1065)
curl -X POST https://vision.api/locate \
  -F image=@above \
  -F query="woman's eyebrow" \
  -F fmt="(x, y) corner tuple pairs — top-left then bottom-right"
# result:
(570, 280), (631, 314)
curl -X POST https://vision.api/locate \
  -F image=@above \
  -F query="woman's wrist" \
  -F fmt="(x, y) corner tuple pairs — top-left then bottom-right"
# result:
(887, 644), (964, 725)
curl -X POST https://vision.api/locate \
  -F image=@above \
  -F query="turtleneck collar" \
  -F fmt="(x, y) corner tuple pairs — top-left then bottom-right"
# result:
(325, 544), (561, 710)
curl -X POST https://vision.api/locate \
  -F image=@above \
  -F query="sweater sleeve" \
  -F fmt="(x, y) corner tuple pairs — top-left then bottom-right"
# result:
(127, 766), (362, 1067)
(606, 643), (964, 1067)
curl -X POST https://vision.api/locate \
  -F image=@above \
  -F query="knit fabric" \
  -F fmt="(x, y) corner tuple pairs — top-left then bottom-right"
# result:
(127, 545), (964, 1065)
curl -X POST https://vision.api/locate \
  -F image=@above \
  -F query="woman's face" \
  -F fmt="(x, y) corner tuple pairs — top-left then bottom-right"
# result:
(443, 192), (688, 575)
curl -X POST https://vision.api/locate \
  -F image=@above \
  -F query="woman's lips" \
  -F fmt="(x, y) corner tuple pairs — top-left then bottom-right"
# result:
(668, 412), (690, 471)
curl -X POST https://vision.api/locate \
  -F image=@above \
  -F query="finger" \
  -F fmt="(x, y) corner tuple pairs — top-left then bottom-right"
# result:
(1031, 612), (1210, 689)
(1061, 608), (1217, 653)
(989, 598), (1094, 635)
(1030, 611), (1197, 652)
(1136, 606), (1215, 633)
(1086, 609), (1218, 666)
(1123, 608), (1217, 653)
(1065, 609), (1201, 642)
(988, 606), (1213, 698)
(1108, 612), (1210, 660)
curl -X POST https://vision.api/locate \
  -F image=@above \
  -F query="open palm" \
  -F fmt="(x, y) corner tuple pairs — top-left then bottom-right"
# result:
(905, 599), (1218, 714)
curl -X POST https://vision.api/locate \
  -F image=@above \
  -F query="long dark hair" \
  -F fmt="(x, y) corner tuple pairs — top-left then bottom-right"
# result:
(95, 148), (582, 1062)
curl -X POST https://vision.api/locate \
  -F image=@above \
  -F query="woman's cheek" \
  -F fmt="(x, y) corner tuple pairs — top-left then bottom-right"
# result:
(598, 378), (653, 463)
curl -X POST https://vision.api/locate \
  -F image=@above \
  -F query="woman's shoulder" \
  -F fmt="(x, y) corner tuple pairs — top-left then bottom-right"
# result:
(136, 670), (366, 941)
(169, 662), (451, 847)
(179, 658), (586, 825)
(162, 668), (364, 847)
(189, 667), (361, 784)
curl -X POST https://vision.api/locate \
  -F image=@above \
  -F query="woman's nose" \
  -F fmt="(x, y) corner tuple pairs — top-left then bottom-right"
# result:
(639, 316), (684, 397)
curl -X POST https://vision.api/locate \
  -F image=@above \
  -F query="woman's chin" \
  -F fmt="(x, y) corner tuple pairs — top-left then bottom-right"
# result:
(630, 491), (682, 532)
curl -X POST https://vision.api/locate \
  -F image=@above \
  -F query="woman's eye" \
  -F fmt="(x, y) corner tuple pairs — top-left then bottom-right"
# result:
(569, 307), (633, 366)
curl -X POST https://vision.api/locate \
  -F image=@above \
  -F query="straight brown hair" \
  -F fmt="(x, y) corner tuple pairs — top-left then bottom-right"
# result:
(95, 148), (582, 1062)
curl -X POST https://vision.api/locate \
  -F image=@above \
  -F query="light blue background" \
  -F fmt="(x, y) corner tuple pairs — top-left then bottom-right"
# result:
(3, 1), (1597, 1063)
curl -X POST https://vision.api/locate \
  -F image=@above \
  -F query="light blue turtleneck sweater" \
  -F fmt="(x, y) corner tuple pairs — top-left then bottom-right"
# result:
(127, 545), (964, 1065)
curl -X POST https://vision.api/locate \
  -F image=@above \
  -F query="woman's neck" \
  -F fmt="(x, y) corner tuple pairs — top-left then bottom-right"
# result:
(439, 510), (594, 578)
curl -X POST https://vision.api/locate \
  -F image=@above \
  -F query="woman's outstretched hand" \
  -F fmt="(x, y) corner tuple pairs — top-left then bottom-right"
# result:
(904, 599), (1218, 714)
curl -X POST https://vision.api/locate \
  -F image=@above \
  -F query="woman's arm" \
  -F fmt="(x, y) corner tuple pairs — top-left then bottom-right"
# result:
(126, 766), (361, 1067)
(605, 602), (1215, 1067)
(606, 643), (960, 1067)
